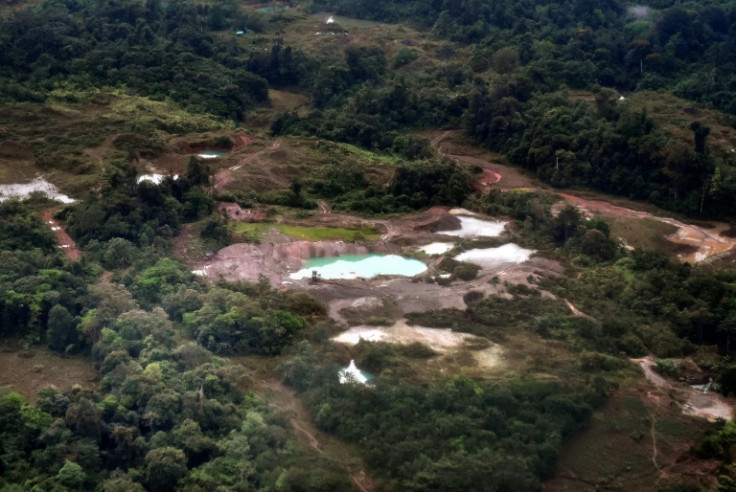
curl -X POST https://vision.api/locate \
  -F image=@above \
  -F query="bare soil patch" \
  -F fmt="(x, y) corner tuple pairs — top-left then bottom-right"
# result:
(267, 89), (311, 118)
(332, 318), (505, 373)
(42, 207), (80, 261)
(428, 130), (539, 189)
(214, 139), (286, 192)
(216, 201), (267, 222)
(560, 192), (736, 263)
(0, 339), (97, 401)
(193, 240), (371, 286)
(633, 357), (734, 421)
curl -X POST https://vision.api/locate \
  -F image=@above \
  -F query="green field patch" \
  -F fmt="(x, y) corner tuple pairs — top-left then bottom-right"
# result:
(655, 417), (700, 438)
(231, 222), (380, 242)
(607, 216), (682, 256)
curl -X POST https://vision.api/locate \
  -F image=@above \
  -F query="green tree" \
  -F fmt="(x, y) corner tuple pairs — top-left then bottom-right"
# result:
(144, 447), (188, 491)
(47, 304), (78, 352)
(57, 459), (86, 489)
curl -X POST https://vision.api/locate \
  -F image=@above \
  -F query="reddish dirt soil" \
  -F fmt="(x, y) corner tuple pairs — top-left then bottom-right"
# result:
(429, 131), (736, 263)
(429, 130), (538, 189)
(560, 193), (736, 263)
(41, 207), (80, 261)
(216, 201), (267, 222)
(231, 132), (253, 150)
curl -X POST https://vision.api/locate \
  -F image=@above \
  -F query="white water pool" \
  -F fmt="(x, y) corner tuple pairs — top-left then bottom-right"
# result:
(197, 151), (229, 159)
(0, 178), (75, 203)
(338, 360), (373, 385)
(439, 216), (507, 238)
(454, 243), (534, 268)
(418, 242), (454, 255)
(137, 174), (179, 184)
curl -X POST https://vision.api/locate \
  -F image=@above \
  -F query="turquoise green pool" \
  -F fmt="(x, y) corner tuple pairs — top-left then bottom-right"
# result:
(289, 254), (427, 280)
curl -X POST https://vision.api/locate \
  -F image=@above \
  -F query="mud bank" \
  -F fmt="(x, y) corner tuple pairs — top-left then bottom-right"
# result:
(197, 240), (370, 285)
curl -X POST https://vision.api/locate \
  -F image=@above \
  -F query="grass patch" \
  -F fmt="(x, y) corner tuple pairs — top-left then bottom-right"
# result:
(627, 91), (736, 163)
(655, 418), (700, 438)
(108, 91), (225, 134)
(230, 222), (380, 242)
(0, 339), (97, 402)
(607, 216), (681, 255)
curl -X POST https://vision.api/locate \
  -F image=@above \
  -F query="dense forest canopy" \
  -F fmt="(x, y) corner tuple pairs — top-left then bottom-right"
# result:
(3, 0), (736, 216)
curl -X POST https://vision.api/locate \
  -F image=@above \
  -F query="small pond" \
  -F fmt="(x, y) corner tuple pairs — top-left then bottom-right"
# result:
(289, 254), (427, 280)
(197, 150), (229, 159)
(439, 216), (507, 238)
(454, 243), (534, 268)
(338, 360), (373, 385)
(137, 174), (178, 185)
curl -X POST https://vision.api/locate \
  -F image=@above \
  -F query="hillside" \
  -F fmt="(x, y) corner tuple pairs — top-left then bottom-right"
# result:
(2, 1), (736, 491)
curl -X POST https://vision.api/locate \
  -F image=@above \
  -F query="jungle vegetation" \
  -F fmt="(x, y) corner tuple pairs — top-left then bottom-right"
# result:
(3, 0), (736, 490)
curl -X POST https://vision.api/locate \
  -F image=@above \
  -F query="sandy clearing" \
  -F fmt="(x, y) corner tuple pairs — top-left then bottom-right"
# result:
(332, 319), (504, 371)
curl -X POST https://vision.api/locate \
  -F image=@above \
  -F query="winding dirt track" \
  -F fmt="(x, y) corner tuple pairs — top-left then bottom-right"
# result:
(432, 131), (736, 263)
(433, 131), (504, 190)
(561, 193), (736, 263)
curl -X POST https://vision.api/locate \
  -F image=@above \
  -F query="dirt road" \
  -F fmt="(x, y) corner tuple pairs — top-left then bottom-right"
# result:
(41, 207), (80, 261)
(561, 193), (736, 263)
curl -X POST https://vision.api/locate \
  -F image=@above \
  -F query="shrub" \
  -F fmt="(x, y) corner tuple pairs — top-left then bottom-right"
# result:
(654, 359), (680, 378)
(454, 263), (479, 281)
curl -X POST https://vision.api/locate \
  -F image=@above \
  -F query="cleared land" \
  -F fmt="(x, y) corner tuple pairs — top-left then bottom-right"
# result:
(0, 339), (97, 401)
